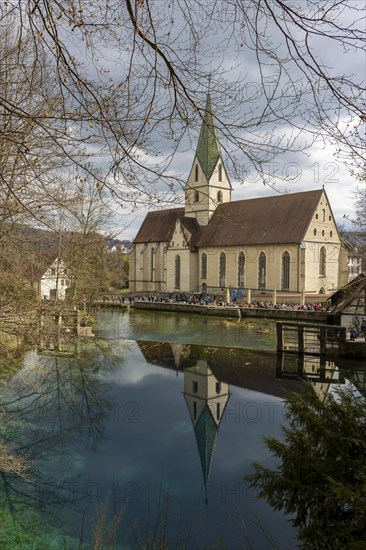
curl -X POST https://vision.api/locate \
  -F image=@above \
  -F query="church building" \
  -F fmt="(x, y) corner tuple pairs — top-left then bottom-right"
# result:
(129, 95), (347, 296)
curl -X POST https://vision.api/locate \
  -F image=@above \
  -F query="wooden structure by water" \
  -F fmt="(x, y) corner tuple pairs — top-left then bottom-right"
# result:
(276, 322), (346, 356)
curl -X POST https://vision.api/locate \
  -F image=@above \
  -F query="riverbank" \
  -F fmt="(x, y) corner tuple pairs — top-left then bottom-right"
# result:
(98, 300), (331, 323)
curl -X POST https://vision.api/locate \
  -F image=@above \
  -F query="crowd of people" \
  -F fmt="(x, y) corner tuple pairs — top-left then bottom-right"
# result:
(101, 293), (329, 311)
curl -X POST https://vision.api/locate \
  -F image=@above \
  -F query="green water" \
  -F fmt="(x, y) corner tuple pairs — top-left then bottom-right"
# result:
(0, 308), (364, 549)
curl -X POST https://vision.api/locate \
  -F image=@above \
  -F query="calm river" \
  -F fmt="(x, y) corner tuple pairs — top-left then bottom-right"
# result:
(1, 308), (365, 548)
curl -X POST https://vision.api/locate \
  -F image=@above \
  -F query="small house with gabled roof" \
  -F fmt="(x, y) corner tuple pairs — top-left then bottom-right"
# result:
(129, 95), (347, 295)
(40, 257), (69, 301)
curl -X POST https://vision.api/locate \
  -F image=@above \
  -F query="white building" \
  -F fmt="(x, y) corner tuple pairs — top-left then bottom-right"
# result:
(40, 258), (69, 301)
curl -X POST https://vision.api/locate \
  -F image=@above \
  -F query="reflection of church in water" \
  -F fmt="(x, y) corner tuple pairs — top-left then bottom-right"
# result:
(137, 340), (365, 500)
(183, 360), (230, 504)
(137, 341), (308, 503)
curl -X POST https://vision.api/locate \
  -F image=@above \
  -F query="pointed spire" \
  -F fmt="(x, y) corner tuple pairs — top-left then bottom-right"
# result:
(196, 93), (221, 181)
(193, 404), (218, 507)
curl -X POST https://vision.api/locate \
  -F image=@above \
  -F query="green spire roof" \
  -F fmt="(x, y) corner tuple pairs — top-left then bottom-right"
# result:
(196, 94), (221, 181)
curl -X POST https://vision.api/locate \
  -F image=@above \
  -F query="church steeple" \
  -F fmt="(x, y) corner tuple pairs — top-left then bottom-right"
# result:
(185, 93), (232, 225)
(195, 94), (221, 182)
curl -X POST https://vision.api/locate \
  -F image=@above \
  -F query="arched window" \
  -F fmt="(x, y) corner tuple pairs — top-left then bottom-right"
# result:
(319, 246), (326, 276)
(194, 190), (199, 203)
(314, 228), (317, 236)
(150, 247), (154, 282)
(195, 164), (198, 182)
(218, 163), (223, 182)
(258, 252), (266, 289)
(330, 230), (333, 237)
(202, 282), (207, 293)
(322, 229), (325, 236)
(201, 252), (207, 279)
(281, 251), (290, 290)
(217, 190), (223, 203)
(175, 255), (181, 288)
(322, 209), (325, 222)
(238, 251), (245, 287)
(219, 252), (226, 288)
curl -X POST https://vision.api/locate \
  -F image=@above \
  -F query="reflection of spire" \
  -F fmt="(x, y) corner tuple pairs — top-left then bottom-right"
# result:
(194, 403), (218, 506)
(183, 360), (230, 506)
(196, 93), (221, 181)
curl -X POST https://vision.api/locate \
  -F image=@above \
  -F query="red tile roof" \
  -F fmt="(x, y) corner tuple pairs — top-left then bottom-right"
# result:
(197, 189), (323, 246)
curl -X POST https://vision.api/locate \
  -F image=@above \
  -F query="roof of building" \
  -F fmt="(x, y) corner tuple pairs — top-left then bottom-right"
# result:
(330, 272), (366, 313)
(133, 207), (203, 249)
(196, 189), (324, 246)
(134, 189), (325, 247)
(196, 93), (222, 181)
(133, 207), (184, 243)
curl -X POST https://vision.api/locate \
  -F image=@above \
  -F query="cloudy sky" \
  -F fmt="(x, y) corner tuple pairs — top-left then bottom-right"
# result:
(106, 1), (365, 241)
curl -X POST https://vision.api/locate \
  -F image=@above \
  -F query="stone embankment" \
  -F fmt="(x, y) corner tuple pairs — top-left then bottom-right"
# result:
(99, 300), (331, 323)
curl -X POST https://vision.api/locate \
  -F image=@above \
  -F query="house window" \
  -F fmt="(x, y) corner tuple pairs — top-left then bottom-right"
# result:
(330, 231), (333, 237)
(194, 190), (199, 203)
(218, 163), (222, 182)
(329, 215), (331, 221)
(281, 251), (290, 290)
(315, 213), (318, 219)
(192, 381), (198, 393)
(51, 268), (56, 276)
(314, 228), (317, 236)
(319, 246), (326, 276)
(238, 251), (245, 287)
(201, 252), (207, 279)
(219, 252), (226, 288)
(216, 382), (221, 394)
(217, 190), (223, 203)
(258, 252), (266, 289)
(175, 255), (181, 289)
(322, 230), (325, 236)
(195, 164), (198, 182)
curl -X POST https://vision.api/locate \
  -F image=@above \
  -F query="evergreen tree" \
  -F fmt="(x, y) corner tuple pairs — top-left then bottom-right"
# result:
(246, 386), (366, 549)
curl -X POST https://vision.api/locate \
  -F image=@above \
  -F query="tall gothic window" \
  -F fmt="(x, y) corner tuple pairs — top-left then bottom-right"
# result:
(201, 252), (207, 279)
(194, 190), (199, 203)
(219, 252), (226, 288)
(217, 190), (223, 203)
(218, 163), (223, 182)
(281, 251), (290, 290)
(319, 246), (326, 276)
(175, 255), (181, 289)
(258, 252), (266, 289)
(150, 247), (154, 282)
(238, 251), (245, 287)
(195, 164), (198, 182)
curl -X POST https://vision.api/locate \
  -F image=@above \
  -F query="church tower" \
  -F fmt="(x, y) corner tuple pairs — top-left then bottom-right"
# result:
(185, 94), (232, 225)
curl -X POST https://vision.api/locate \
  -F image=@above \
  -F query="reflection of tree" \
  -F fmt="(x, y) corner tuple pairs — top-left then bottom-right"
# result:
(246, 386), (366, 549)
(0, 343), (119, 545)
